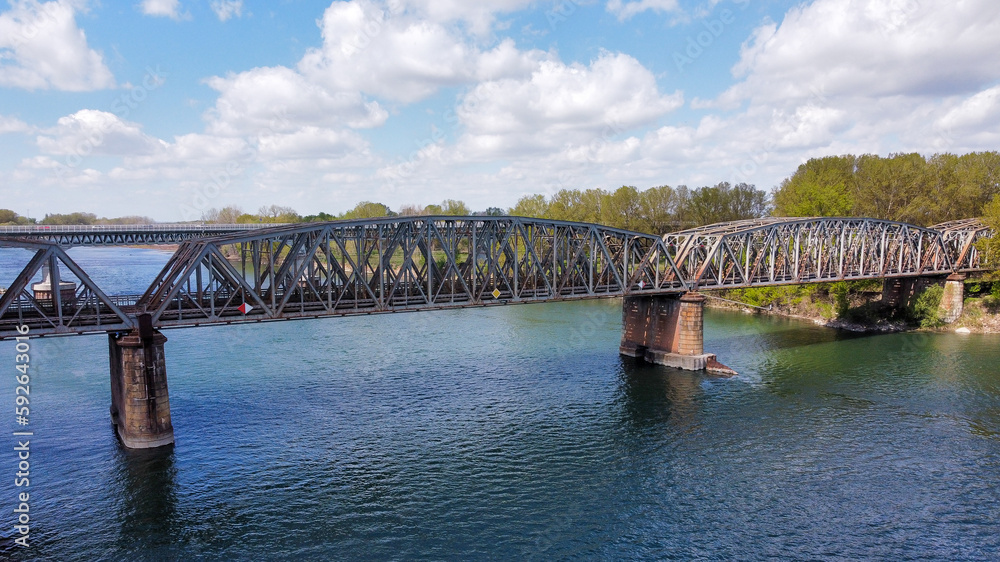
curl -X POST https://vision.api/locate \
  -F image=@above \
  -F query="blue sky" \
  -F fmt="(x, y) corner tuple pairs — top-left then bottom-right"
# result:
(1, 0), (999, 221)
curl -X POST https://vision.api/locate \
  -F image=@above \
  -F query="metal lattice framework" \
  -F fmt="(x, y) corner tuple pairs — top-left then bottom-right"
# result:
(664, 217), (972, 289)
(0, 238), (132, 334)
(932, 218), (991, 271)
(0, 224), (282, 246)
(135, 216), (686, 327)
(0, 216), (995, 337)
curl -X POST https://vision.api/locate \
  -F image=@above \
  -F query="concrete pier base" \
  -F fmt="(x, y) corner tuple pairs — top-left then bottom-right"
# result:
(620, 292), (735, 376)
(109, 327), (174, 449)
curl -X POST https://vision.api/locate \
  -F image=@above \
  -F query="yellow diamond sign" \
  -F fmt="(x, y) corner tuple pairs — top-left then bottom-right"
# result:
(492, 288), (501, 299)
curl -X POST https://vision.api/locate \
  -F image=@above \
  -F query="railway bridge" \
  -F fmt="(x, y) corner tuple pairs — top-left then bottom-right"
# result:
(0, 216), (993, 448)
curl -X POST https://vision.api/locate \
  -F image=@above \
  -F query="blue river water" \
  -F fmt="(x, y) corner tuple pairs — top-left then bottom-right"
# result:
(1, 247), (999, 560)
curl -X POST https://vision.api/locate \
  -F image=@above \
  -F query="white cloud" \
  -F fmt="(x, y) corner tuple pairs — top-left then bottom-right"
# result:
(938, 86), (1000, 132)
(123, 133), (248, 168)
(606, 0), (680, 21)
(298, 1), (477, 103)
(723, 0), (1000, 106)
(204, 66), (388, 136)
(0, 0), (115, 91)
(654, 0), (1000, 192)
(399, 0), (535, 34)
(210, 0), (242, 22)
(0, 115), (33, 134)
(256, 127), (369, 160)
(457, 52), (683, 159)
(140, 0), (185, 20)
(36, 110), (166, 156)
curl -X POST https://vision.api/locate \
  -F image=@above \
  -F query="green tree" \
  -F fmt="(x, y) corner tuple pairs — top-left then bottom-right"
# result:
(980, 193), (1000, 268)
(301, 211), (336, 222)
(258, 204), (300, 223)
(914, 152), (1000, 225)
(202, 206), (244, 223)
(771, 155), (855, 217)
(848, 153), (942, 223)
(688, 182), (769, 225)
(604, 186), (643, 230)
(341, 201), (393, 219)
(637, 185), (681, 234)
(440, 199), (471, 216)
(510, 194), (549, 218)
(41, 212), (97, 225)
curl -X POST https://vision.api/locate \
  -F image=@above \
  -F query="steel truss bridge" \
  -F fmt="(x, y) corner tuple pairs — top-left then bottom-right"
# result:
(0, 216), (993, 338)
(0, 223), (281, 246)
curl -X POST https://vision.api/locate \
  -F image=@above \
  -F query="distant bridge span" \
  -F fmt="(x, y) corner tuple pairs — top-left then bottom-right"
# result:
(0, 223), (282, 246)
(0, 215), (993, 449)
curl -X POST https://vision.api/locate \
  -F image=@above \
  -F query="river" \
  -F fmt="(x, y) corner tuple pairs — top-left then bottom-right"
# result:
(1, 247), (999, 560)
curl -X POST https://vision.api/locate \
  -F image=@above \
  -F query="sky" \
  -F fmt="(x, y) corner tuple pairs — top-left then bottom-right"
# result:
(1, 0), (999, 221)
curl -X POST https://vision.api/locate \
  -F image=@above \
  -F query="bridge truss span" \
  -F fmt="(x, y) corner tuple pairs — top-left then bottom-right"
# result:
(136, 216), (689, 327)
(0, 238), (133, 334)
(0, 223), (289, 246)
(932, 218), (992, 272)
(1, 215), (994, 337)
(663, 217), (971, 290)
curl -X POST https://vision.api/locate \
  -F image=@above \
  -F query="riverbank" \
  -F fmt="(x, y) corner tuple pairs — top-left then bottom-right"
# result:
(704, 284), (1000, 335)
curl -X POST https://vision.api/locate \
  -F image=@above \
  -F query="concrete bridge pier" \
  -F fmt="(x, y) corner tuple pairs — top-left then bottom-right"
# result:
(620, 292), (736, 375)
(940, 273), (966, 323)
(108, 315), (174, 449)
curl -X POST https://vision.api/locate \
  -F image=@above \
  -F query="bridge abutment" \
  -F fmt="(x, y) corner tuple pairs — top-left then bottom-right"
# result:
(108, 326), (174, 449)
(620, 293), (735, 375)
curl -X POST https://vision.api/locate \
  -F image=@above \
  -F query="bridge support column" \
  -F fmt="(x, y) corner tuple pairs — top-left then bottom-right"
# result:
(108, 326), (174, 449)
(939, 273), (966, 324)
(620, 292), (735, 375)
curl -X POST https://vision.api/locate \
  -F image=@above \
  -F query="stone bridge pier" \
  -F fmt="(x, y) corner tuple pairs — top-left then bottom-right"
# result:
(619, 293), (736, 376)
(108, 315), (174, 449)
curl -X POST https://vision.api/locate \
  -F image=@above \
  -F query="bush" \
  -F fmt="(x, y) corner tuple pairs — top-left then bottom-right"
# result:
(831, 282), (850, 317)
(911, 285), (945, 328)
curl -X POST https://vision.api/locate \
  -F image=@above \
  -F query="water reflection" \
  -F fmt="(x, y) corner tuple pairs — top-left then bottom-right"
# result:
(113, 443), (178, 557)
(617, 357), (706, 434)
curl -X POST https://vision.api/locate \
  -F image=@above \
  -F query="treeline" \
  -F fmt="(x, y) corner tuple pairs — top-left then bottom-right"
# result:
(772, 152), (1000, 225)
(773, 151), (1000, 267)
(509, 183), (768, 233)
(0, 209), (155, 226)
(198, 184), (769, 234)
(200, 200), (496, 224)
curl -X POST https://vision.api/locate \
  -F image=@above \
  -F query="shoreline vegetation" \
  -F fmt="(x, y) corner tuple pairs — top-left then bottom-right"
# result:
(705, 280), (1000, 335)
(4, 150), (1000, 334)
